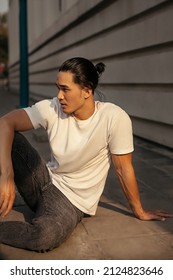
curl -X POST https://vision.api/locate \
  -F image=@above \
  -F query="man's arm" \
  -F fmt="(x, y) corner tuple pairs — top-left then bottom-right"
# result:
(111, 153), (173, 221)
(0, 109), (34, 218)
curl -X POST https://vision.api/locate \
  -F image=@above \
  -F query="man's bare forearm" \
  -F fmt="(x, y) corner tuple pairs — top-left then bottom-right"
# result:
(112, 153), (173, 221)
(0, 118), (15, 176)
(111, 153), (145, 219)
(116, 166), (145, 219)
(0, 109), (34, 176)
(0, 117), (16, 217)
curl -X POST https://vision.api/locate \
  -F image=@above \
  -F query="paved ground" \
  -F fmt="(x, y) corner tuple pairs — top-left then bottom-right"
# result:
(0, 87), (173, 260)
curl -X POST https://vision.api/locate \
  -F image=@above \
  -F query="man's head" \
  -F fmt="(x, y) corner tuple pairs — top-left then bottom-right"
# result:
(58, 57), (105, 94)
(56, 57), (105, 120)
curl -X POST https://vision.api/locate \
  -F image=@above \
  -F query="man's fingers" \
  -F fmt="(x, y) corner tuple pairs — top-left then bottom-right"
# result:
(0, 193), (5, 209)
(145, 213), (165, 221)
(3, 201), (13, 218)
(0, 198), (8, 215)
(0, 194), (15, 218)
(158, 213), (173, 218)
(147, 209), (173, 218)
(141, 209), (173, 221)
(3, 192), (15, 218)
(154, 212), (173, 219)
(155, 216), (166, 221)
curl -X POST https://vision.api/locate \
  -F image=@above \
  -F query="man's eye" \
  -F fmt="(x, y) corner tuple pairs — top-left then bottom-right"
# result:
(63, 88), (69, 92)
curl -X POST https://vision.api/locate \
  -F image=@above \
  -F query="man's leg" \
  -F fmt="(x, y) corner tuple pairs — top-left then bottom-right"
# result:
(11, 132), (51, 211)
(0, 132), (83, 251)
(0, 185), (83, 252)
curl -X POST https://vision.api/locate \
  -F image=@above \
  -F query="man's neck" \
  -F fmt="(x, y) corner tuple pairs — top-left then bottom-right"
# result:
(73, 99), (95, 120)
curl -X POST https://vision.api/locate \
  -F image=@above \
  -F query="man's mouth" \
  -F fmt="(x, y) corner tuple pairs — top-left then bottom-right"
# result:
(60, 103), (67, 108)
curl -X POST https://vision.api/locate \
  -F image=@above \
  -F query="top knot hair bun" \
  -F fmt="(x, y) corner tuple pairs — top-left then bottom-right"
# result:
(95, 62), (106, 77)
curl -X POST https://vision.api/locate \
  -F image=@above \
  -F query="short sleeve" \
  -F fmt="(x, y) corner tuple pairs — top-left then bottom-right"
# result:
(108, 110), (134, 155)
(24, 99), (57, 130)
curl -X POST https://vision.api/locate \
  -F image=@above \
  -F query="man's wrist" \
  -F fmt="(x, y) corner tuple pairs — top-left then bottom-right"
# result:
(0, 166), (14, 178)
(132, 206), (146, 220)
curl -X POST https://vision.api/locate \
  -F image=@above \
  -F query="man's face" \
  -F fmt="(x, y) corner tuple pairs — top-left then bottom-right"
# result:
(56, 71), (89, 119)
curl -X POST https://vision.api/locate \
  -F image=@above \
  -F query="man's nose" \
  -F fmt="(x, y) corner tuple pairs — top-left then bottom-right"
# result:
(57, 90), (64, 100)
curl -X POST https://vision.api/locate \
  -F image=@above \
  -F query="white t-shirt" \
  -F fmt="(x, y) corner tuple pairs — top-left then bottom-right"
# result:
(24, 98), (134, 215)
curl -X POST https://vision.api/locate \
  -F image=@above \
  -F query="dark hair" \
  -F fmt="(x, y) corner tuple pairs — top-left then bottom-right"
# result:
(59, 57), (105, 93)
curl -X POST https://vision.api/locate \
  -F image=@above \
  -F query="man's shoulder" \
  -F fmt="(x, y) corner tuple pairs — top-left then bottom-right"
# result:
(97, 101), (126, 116)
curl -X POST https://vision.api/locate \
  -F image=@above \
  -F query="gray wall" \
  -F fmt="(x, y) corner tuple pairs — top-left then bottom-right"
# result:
(8, 0), (173, 148)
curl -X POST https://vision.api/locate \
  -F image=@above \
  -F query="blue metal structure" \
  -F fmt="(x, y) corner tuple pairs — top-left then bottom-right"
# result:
(19, 0), (29, 107)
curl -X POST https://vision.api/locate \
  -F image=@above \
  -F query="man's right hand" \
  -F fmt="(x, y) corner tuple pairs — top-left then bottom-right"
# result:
(0, 173), (16, 218)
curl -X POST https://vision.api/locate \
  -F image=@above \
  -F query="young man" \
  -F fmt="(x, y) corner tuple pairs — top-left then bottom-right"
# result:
(0, 57), (172, 252)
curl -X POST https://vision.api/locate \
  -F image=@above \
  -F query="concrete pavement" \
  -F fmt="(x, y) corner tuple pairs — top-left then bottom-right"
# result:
(0, 87), (173, 260)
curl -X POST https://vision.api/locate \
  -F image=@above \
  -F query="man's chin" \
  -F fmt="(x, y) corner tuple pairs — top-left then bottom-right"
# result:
(62, 107), (72, 114)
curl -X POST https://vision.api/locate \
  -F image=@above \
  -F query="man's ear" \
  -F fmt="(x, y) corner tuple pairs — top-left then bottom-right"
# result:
(83, 87), (93, 99)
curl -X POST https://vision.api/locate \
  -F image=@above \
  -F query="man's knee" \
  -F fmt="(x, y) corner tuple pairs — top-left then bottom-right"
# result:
(29, 220), (63, 252)
(13, 131), (26, 144)
(12, 132), (31, 159)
